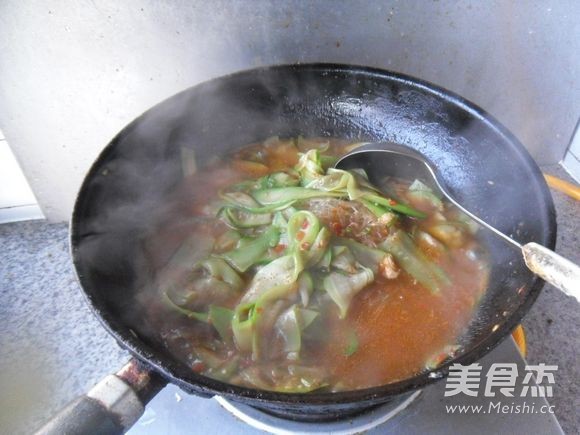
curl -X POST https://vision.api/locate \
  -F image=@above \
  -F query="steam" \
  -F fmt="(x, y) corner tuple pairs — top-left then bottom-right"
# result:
(74, 66), (539, 388)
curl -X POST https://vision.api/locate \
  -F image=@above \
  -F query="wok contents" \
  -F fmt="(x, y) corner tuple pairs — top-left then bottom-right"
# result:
(145, 137), (489, 392)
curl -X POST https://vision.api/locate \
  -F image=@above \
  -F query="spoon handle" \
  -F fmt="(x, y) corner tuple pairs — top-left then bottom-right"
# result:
(522, 242), (580, 302)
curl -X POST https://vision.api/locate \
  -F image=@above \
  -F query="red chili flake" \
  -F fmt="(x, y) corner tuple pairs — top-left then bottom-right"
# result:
(389, 199), (398, 206)
(301, 242), (311, 250)
(191, 361), (206, 373)
(273, 244), (286, 253)
(301, 219), (309, 229)
(331, 222), (343, 234)
(296, 230), (305, 241)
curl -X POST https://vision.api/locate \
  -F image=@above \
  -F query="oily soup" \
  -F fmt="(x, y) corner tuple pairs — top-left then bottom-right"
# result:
(142, 137), (489, 393)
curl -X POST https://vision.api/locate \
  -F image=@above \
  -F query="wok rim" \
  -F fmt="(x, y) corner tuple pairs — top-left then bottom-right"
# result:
(70, 62), (557, 406)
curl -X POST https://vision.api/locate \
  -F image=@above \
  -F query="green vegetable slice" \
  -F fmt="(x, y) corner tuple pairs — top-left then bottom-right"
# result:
(163, 293), (233, 344)
(344, 328), (359, 357)
(295, 149), (325, 185)
(220, 226), (280, 272)
(275, 305), (320, 356)
(379, 230), (449, 293)
(219, 207), (273, 228)
(252, 187), (345, 205)
(162, 290), (208, 322)
(297, 271), (314, 307)
(232, 303), (257, 353)
(208, 305), (234, 343)
(323, 266), (374, 318)
(255, 171), (300, 189)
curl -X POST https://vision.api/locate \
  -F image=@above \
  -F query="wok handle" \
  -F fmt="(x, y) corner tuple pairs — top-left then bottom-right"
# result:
(522, 242), (580, 302)
(35, 358), (167, 435)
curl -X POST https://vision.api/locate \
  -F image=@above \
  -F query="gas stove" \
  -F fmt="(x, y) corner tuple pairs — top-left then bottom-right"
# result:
(128, 338), (563, 434)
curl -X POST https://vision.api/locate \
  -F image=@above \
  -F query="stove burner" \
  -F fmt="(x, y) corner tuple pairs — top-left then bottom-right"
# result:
(215, 390), (422, 434)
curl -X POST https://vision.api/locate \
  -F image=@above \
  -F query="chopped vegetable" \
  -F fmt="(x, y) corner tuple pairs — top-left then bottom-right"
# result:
(221, 226), (280, 272)
(336, 237), (386, 274)
(152, 137), (489, 392)
(253, 186), (345, 205)
(209, 306), (234, 343)
(406, 179), (444, 211)
(344, 328), (359, 356)
(323, 266), (374, 318)
(255, 171), (301, 189)
(380, 230), (449, 293)
(162, 290), (208, 322)
(295, 149), (325, 184)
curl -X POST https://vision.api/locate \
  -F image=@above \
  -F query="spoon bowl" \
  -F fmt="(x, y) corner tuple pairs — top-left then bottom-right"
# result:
(335, 142), (580, 300)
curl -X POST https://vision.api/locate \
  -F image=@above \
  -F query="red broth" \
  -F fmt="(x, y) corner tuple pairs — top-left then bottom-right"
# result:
(142, 137), (488, 392)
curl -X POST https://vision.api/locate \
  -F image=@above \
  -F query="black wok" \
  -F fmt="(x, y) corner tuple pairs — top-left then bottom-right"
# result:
(40, 64), (556, 433)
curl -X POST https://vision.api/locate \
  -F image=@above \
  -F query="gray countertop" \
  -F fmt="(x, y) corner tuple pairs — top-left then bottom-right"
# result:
(0, 165), (578, 434)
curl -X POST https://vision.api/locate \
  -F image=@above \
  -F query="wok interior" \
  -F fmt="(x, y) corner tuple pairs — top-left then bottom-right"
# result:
(72, 65), (554, 403)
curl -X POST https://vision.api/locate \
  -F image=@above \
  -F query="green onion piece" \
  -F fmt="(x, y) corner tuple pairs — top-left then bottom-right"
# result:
(344, 329), (359, 357)
(360, 198), (389, 218)
(363, 193), (426, 218)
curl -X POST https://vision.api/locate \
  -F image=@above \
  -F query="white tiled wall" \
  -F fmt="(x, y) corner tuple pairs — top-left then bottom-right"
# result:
(562, 122), (580, 183)
(0, 130), (44, 223)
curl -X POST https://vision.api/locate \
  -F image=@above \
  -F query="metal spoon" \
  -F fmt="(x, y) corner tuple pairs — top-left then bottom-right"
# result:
(335, 142), (580, 301)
